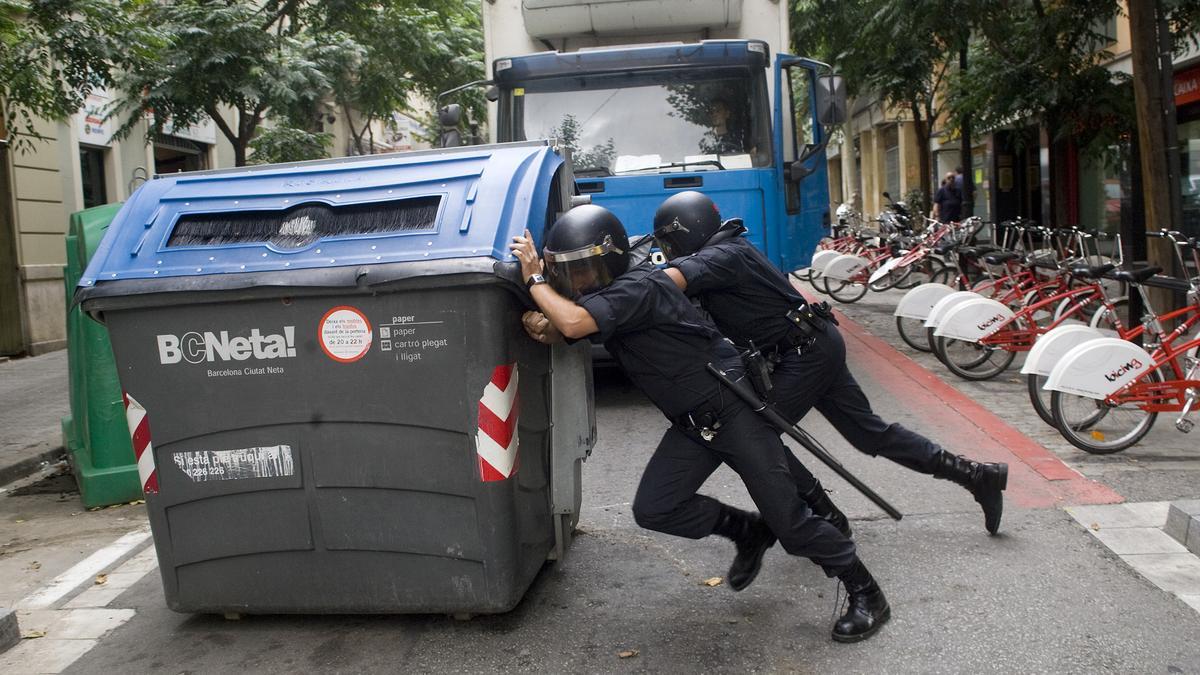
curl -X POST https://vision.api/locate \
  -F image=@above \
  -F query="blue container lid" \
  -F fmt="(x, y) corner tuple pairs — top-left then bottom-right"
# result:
(79, 142), (562, 288)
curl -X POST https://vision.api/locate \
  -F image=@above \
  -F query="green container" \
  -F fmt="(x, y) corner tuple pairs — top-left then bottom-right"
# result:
(62, 202), (141, 508)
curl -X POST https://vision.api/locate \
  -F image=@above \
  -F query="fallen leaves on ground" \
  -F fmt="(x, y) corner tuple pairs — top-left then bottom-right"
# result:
(702, 577), (723, 587)
(95, 574), (108, 585)
(22, 630), (46, 640)
(618, 649), (639, 659)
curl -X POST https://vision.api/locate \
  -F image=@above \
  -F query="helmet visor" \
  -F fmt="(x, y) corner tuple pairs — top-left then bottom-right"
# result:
(544, 235), (624, 298)
(653, 219), (692, 260)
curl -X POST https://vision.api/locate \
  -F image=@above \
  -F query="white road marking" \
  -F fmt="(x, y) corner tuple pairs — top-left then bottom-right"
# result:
(4, 529), (160, 673)
(17, 529), (151, 610)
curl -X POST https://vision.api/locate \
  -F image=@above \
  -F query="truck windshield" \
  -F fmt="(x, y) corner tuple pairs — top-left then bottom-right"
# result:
(504, 67), (770, 176)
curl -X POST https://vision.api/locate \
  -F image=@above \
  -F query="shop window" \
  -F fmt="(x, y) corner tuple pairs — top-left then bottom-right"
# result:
(971, 145), (990, 220)
(79, 146), (107, 209)
(154, 134), (210, 174)
(884, 125), (900, 198)
(1087, 16), (1118, 50)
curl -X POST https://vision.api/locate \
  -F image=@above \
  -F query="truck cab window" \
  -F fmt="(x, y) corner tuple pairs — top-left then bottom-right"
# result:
(502, 68), (771, 176)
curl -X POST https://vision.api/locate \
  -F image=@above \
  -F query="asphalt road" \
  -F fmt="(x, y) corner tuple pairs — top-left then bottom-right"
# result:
(5, 288), (1200, 673)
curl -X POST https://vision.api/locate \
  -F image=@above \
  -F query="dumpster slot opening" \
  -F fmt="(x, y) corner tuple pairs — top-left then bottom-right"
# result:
(166, 196), (441, 249)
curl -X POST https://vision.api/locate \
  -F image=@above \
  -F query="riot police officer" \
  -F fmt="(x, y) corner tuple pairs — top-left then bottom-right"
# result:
(652, 191), (1008, 535)
(510, 204), (890, 643)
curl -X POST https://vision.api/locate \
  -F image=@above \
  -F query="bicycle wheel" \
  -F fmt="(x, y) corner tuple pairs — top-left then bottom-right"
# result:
(929, 326), (948, 364)
(827, 278), (868, 303)
(1026, 373), (1054, 426)
(1050, 370), (1160, 454)
(895, 257), (945, 290)
(810, 271), (829, 293)
(1091, 298), (1130, 332)
(868, 266), (904, 292)
(936, 336), (1016, 380)
(896, 315), (932, 352)
(929, 265), (959, 289)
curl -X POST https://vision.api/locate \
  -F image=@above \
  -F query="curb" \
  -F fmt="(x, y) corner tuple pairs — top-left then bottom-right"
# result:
(0, 446), (67, 488)
(0, 608), (17, 653)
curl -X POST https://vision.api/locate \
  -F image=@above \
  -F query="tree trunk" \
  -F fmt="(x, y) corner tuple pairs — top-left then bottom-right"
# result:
(0, 134), (26, 355)
(959, 45), (975, 219)
(1129, 0), (1176, 310)
(911, 102), (932, 219)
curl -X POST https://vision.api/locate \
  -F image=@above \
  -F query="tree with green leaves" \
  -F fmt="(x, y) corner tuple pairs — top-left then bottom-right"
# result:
(107, 0), (353, 166)
(948, 0), (1127, 225)
(793, 0), (955, 207)
(248, 126), (332, 164)
(0, 0), (153, 149)
(314, 1), (484, 155)
(109, 0), (485, 165)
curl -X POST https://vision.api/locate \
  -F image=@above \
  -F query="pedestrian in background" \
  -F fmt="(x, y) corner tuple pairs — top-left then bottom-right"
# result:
(933, 171), (962, 223)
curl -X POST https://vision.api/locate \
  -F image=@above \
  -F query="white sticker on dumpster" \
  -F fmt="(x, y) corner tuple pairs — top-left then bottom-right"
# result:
(319, 305), (373, 363)
(173, 445), (295, 482)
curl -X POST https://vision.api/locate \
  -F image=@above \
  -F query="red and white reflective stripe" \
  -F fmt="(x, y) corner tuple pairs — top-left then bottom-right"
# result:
(477, 364), (519, 482)
(123, 392), (158, 494)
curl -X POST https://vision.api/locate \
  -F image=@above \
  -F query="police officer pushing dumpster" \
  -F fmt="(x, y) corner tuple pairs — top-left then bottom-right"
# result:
(653, 191), (1009, 535)
(510, 205), (891, 643)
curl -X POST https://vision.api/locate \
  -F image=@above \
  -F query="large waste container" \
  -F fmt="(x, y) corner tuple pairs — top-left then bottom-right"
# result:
(62, 203), (144, 508)
(76, 141), (595, 614)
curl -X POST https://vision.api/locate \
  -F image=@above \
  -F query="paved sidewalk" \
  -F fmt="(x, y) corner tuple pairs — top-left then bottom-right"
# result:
(0, 351), (69, 485)
(807, 283), (1200, 503)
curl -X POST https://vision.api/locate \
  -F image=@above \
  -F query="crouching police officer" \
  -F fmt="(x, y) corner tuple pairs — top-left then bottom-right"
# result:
(510, 204), (890, 642)
(653, 191), (1009, 535)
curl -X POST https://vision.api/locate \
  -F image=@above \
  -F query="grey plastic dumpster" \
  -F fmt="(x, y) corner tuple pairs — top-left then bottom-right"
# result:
(75, 141), (595, 615)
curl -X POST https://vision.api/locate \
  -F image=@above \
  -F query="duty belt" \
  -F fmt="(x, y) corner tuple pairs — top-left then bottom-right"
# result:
(773, 301), (839, 357)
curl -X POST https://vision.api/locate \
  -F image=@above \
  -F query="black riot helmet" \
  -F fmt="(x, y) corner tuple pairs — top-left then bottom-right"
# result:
(653, 191), (723, 260)
(543, 204), (630, 299)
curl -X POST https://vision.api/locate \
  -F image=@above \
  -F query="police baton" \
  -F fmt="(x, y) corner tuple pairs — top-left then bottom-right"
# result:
(707, 364), (903, 521)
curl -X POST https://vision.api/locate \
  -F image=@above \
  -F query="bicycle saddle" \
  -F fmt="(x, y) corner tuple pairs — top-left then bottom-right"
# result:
(933, 241), (956, 255)
(983, 251), (1020, 265)
(1108, 265), (1163, 283)
(1142, 274), (1193, 292)
(957, 245), (998, 258)
(1068, 262), (1116, 279)
(1029, 256), (1061, 270)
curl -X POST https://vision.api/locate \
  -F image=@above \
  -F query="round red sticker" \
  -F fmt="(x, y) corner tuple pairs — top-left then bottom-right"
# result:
(319, 306), (373, 363)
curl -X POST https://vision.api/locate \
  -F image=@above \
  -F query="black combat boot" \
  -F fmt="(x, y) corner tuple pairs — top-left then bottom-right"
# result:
(831, 558), (890, 643)
(803, 482), (852, 538)
(711, 505), (776, 591)
(932, 451), (1008, 534)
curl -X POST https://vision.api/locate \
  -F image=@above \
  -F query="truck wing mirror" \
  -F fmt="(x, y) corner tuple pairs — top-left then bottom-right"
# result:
(438, 104), (462, 127)
(815, 75), (847, 126)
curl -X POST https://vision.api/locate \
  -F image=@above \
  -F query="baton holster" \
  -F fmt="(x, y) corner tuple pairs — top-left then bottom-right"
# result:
(742, 341), (774, 399)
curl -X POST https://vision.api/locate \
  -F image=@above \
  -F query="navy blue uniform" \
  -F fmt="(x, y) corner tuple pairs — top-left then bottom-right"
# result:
(578, 263), (856, 573)
(671, 237), (943, 476)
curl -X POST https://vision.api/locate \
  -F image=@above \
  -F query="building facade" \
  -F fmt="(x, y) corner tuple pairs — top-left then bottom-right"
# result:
(827, 11), (1200, 247)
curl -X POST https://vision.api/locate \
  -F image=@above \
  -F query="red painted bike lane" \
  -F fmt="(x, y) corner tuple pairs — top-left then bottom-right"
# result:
(834, 311), (1123, 509)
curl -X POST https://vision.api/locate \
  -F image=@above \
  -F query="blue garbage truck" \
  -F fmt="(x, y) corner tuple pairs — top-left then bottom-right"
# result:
(475, 0), (846, 272)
